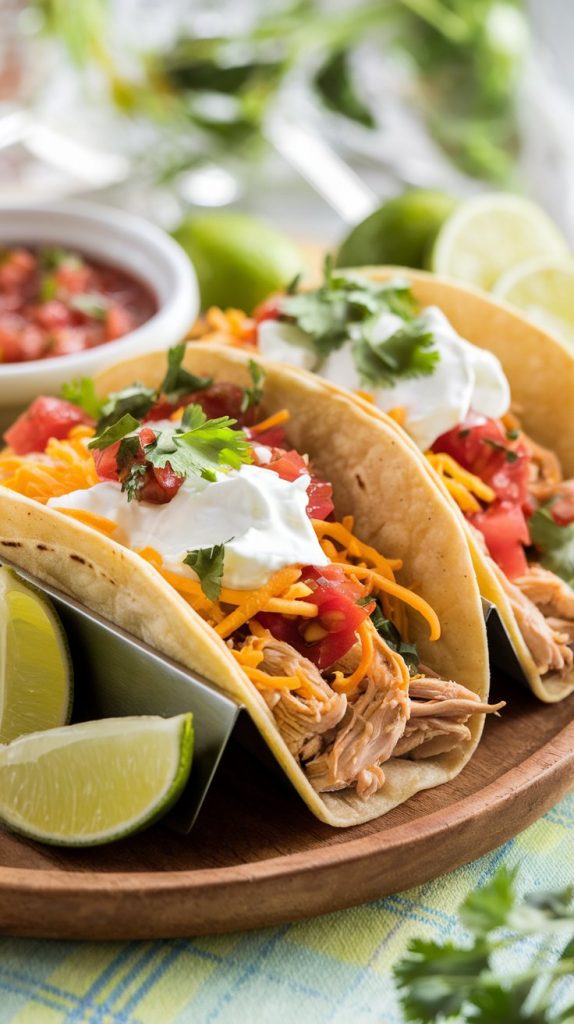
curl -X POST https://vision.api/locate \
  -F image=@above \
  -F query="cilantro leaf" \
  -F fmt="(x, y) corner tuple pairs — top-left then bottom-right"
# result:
(160, 343), (212, 397)
(144, 405), (251, 481)
(183, 542), (229, 601)
(353, 318), (439, 389)
(394, 938), (489, 1022)
(528, 505), (574, 589)
(39, 246), (82, 271)
(370, 602), (419, 675)
(467, 979), (547, 1024)
(116, 435), (145, 501)
(97, 384), (157, 433)
(240, 358), (265, 413)
(39, 274), (58, 302)
(88, 413), (140, 450)
(61, 377), (103, 419)
(460, 865), (518, 937)
(69, 292), (108, 320)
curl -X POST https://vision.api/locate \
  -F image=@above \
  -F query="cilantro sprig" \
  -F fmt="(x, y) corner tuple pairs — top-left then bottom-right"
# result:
(369, 602), (419, 675)
(61, 378), (104, 420)
(143, 405), (251, 483)
(184, 541), (231, 601)
(278, 259), (438, 386)
(241, 359), (265, 413)
(394, 866), (574, 1023)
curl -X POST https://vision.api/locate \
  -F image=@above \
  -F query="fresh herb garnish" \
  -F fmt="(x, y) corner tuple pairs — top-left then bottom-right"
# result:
(184, 541), (230, 601)
(458, 428), (471, 439)
(280, 263), (437, 386)
(144, 405), (251, 482)
(240, 359), (265, 413)
(117, 435), (147, 501)
(88, 413), (140, 450)
(353, 318), (439, 389)
(506, 428), (520, 441)
(39, 247), (82, 272)
(483, 437), (520, 463)
(96, 384), (157, 433)
(61, 377), (103, 420)
(160, 342), (212, 397)
(70, 292), (108, 320)
(394, 866), (574, 1023)
(529, 504), (574, 589)
(39, 274), (58, 303)
(370, 602), (419, 675)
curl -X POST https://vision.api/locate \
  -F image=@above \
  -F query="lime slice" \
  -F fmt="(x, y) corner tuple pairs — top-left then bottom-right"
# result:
(0, 714), (193, 846)
(172, 212), (306, 312)
(0, 568), (72, 744)
(336, 189), (457, 270)
(430, 193), (570, 291)
(493, 258), (574, 348)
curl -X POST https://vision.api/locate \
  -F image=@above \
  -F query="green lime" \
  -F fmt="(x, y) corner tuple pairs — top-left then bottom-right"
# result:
(336, 190), (458, 270)
(0, 567), (72, 744)
(0, 714), (193, 846)
(493, 257), (574, 348)
(430, 193), (570, 291)
(172, 212), (306, 312)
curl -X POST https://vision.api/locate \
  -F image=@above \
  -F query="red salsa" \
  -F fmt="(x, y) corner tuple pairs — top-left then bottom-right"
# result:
(0, 246), (157, 363)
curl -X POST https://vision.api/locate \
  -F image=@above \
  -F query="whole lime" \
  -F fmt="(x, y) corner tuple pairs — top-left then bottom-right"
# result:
(336, 190), (458, 270)
(172, 212), (306, 312)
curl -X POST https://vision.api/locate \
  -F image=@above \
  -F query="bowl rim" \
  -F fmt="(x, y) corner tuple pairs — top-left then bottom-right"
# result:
(0, 198), (196, 378)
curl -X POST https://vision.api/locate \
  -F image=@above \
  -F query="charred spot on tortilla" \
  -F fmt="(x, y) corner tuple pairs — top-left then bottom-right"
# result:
(1, 540), (22, 548)
(69, 554), (87, 565)
(36, 543), (50, 551)
(355, 473), (366, 490)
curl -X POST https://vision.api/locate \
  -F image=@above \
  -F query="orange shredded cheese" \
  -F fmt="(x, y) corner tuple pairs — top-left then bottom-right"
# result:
(188, 306), (256, 346)
(215, 567), (301, 638)
(426, 452), (495, 513)
(355, 389), (376, 404)
(54, 508), (118, 537)
(250, 409), (290, 435)
(332, 620), (374, 693)
(331, 561), (440, 641)
(387, 406), (407, 426)
(0, 430), (99, 504)
(263, 598), (318, 617)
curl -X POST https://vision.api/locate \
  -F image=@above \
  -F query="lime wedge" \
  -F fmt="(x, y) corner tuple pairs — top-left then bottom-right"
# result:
(493, 258), (574, 348)
(0, 714), (193, 846)
(336, 189), (457, 270)
(172, 212), (306, 312)
(430, 193), (570, 291)
(0, 568), (72, 744)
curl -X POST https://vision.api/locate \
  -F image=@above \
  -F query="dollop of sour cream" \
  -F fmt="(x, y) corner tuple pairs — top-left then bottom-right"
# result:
(48, 463), (328, 590)
(258, 305), (511, 451)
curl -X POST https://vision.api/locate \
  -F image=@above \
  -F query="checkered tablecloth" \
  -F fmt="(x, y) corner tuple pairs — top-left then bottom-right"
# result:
(2, 792), (574, 1024)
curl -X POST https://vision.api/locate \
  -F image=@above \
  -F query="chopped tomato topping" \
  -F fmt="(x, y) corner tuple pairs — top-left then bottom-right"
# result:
(469, 502), (530, 580)
(4, 397), (94, 455)
(256, 446), (334, 521)
(145, 383), (259, 427)
(92, 428), (183, 504)
(253, 294), (283, 324)
(258, 565), (371, 670)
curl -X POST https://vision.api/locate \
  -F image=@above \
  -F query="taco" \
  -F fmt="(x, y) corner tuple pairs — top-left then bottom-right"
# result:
(0, 342), (496, 827)
(206, 266), (574, 703)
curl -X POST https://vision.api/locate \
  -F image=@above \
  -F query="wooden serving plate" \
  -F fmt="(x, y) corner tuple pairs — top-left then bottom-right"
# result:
(1, 674), (573, 940)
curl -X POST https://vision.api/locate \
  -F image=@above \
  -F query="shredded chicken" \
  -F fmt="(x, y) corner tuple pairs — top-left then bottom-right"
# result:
(304, 634), (409, 796)
(498, 570), (573, 677)
(249, 631), (501, 800)
(523, 434), (563, 501)
(514, 564), (574, 620)
(257, 638), (347, 761)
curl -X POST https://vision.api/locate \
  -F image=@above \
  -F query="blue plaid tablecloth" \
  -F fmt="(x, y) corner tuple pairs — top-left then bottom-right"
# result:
(2, 791), (574, 1023)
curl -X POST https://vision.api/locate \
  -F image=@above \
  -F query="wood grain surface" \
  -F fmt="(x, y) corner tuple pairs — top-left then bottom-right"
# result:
(1, 674), (573, 940)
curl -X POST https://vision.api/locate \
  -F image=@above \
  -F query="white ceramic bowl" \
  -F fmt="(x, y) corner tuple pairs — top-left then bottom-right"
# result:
(0, 200), (199, 413)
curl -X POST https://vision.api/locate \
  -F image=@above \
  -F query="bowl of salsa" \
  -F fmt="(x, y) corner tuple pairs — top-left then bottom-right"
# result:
(0, 201), (198, 411)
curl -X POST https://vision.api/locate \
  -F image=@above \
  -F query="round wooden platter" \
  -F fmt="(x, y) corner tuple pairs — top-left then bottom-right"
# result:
(1, 675), (573, 941)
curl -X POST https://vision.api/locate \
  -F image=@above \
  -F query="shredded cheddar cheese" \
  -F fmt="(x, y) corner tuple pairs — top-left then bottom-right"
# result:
(250, 409), (290, 435)
(55, 508), (119, 537)
(188, 306), (256, 346)
(332, 620), (374, 693)
(387, 406), (407, 426)
(425, 451), (495, 513)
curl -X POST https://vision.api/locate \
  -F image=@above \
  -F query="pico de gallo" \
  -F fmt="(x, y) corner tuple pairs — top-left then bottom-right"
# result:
(0, 245), (157, 362)
(0, 344), (500, 799)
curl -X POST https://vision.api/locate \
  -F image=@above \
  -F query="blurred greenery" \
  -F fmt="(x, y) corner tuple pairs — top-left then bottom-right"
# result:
(34, 0), (528, 186)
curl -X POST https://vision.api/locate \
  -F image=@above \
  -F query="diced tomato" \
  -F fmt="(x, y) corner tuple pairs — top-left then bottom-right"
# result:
(4, 396), (94, 454)
(93, 440), (121, 481)
(0, 318), (48, 362)
(433, 412), (530, 507)
(182, 383), (254, 424)
(0, 249), (36, 291)
(31, 300), (72, 331)
(144, 399), (176, 422)
(105, 304), (135, 342)
(253, 294), (284, 324)
(259, 447), (334, 521)
(248, 425), (287, 448)
(54, 262), (91, 295)
(137, 464), (184, 504)
(257, 565), (371, 670)
(469, 502), (530, 580)
(547, 482), (574, 526)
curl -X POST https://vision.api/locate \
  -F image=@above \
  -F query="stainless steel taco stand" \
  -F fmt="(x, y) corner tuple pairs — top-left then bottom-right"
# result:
(0, 554), (247, 833)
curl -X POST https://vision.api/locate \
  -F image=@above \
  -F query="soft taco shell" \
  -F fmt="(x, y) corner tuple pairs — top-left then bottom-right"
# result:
(0, 343), (489, 826)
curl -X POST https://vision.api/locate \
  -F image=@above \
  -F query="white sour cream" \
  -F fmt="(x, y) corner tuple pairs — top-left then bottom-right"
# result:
(48, 463), (328, 590)
(257, 305), (510, 450)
